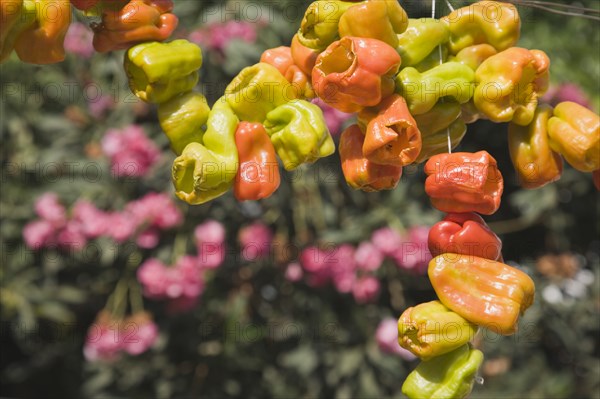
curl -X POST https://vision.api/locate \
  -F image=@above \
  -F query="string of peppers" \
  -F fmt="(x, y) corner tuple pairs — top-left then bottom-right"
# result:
(2, 0), (599, 398)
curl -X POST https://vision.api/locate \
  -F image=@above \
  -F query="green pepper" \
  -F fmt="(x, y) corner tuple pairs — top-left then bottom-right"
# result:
(297, 0), (356, 51)
(396, 62), (475, 115)
(124, 39), (202, 104)
(413, 45), (448, 73)
(402, 344), (484, 399)
(413, 101), (466, 163)
(338, 0), (408, 48)
(396, 18), (449, 67)
(263, 99), (334, 170)
(398, 300), (478, 361)
(1, 0), (37, 63)
(172, 98), (239, 205)
(158, 92), (210, 155)
(224, 62), (298, 123)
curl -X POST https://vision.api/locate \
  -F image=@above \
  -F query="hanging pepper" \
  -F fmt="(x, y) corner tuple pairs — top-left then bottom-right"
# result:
(413, 101), (466, 163)
(442, 1), (521, 55)
(429, 254), (535, 335)
(396, 18), (449, 67)
(92, 0), (178, 53)
(412, 44), (448, 73)
(312, 36), (401, 113)
(396, 62), (475, 115)
(424, 151), (503, 215)
(428, 212), (502, 260)
(124, 39), (202, 104)
(1, 0), (37, 63)
(234, 122), (281, 201)
(157, 92), (210, 155)
(172, 99), (239, 205)
(357, 94), (421, 166)
(339, 124), (402, 192)
(508, 104), (563, 188)
(297, 0), (356, 51)
(263, 99), (334, 170)
(291, 33), (320, 76)
(398, 300), (478, 361)
(547, 101), (600, 172)
(450, 43), (497, 71)
(285, 64), (315, 99)
(402, 344), (484, 399)
(259, 46), (314, 99)
(12, 0), (71, 64)
(474, 47), (550, 126)
(338, 0), (408, 48)
(224, 62), (298, 123)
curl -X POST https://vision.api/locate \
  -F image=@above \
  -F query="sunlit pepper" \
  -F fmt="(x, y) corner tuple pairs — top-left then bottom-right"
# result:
(312, 36), (401, 113)
(157, 91), (210, 155)
(413, 101), (466, 163)
(412, 45), (448, 73)
(297, 0), (356, 51)
(424, 151), (503, 215)
(12, 0), (71, 64)
(402, 344), (484, 399)
(396, 18), (449, 67)
(508, 104), (563, 188)
(474, 47), (550, 126)
(172, 99), (239, 205)
(339, 124), (402, 191)
(124, 39), (202, 104)
(357, 94), (421, 166)
(291, 33), (320, 76)
(224, 62), (298, 123)
(338, 0), (408, 48)
(429, 254), (535, 335)
(0, 0), (37, 63)
(396, 62), (475, 115)
(428, 212), (502, 260)
(260, 46), (314, 99)
(234, 122), (280, 201)
(547, 101), (600, 172)
(398, 300), (478, 361)
(92, 0), (178, 53)
(442, 1), (521, 55)
(450, 43), (497, 71)
(263, 99), (334, 170)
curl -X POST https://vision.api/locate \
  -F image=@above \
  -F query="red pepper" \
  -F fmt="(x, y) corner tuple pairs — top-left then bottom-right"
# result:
(428, 212), (502, 260)
(424, 151), (504, 215)
(234, 122), (281, 201)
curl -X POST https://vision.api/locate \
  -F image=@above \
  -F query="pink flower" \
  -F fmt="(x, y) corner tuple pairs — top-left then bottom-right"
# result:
(175, 255), (205, 299)
(392, 226), (431, 275)
(285, 262), (304, 282)
(88, 95), (114, 119)
(355, 242), (384, 271)
(126, 192), (182, 230)
(101, 125), (160, 178)
(136, 228), (160, 249)
(300, 246), (331, 274)
(137, 259), (168, 298)
(330, 245), (357, 293)
(35, 193), (66, 227)
(543, 83), (591, 109)
(56, 220), (88, 250)
(64, 22), (94, 58)
(352, 276), (380, 304)
(371, 227), (404, 256)
(375, 318), (417, 361)
(83, 312), (122, 362)
(190, 21), (257, 52)
(105, 212), (137, 243)
(23, 220), (55, 249)
(238, 222), (273, 261)
(195, 220), (226, 269)
(312, 97), (352, 136)
(72, 200), (108, 238)
(122, 313), (159, 356)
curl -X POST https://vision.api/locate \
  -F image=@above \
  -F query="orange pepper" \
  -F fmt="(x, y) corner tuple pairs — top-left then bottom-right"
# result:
(424, 151), (504, 215)
(429, 253), (535, 335)
(92, 0), (178, 53)
(290, 33), (320, 76)
(312, 36), (401, 113)
(234, 122), (281, 201)
(260, 46), (314, 99)
(339, 124), (402, 192)
(358, 94), (421, 167)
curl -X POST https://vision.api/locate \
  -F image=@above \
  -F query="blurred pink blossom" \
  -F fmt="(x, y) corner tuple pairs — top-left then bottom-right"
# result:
(137, 256), (205, 302)
(543, 83), (591, 109)
(101, 125), (160, 178)
(137, 259), (169, 298)
(238, 222), (273, 261)
(312, 97), (352, 136)
(354, 241), (384, 271)
(330, 245), (357, 293)
(56, 220), (87, 250)
(35, 193), (66, 227)
(136, 228), (160, 249)
(392, 226), (431, 275)
(189, 20), (257, 51)
(371, 227), (404, 256)
(88, 95), (114, 119)
(64, 22), (94, 58)
(72, 200), (108, 238)
(195, 220), (226, 269)
(300, 246), (331, 274)
(375, 318), (417, 361)
(122, 316), (159, 356)
(285, 262), (304, 282)
(105, 212), (138, 243)
(83, 312), (122, 362)
(126, 192), (183, 230)
(352, 276), (380, 304)
(23, 220), (55, 249)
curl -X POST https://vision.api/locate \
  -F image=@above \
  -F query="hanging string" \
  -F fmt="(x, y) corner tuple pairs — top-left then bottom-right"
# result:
(508, 0), (600, 21)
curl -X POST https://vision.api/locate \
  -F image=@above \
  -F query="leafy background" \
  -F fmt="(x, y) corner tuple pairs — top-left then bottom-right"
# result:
(1, 0), (599, 398)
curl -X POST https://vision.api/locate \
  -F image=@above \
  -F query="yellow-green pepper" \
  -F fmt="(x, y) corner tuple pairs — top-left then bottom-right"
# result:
(224, 62), (298, 123)
(264, 99), (334, 170)
(396, 62), (475, 115)
(413, 102), (466, 163)
(402, 344), (484, 399)
(172, 98), (239, 205)
(412, 45), (448, 73)
(124, 39), (202, 104)
(297, 0), (356, 51)
(1, 0), (37, 63)
(396, 18), (449, 67)
(450, 43), (497, 71)
(158, 92), (210, 155)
